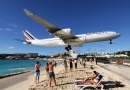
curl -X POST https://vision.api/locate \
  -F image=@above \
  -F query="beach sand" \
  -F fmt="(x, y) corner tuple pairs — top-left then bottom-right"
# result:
(1, 61), (130, 90)
(0, 61), (63, 90)
(28, 62), (130, 90)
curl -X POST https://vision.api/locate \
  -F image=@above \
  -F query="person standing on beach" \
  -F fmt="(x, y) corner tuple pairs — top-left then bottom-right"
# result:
(74, 58), (78, 69)
(83, 60), (86, 68)
(94, 58), (97, 65)
(45, 62), (49, 78)
(48, 61), (56, 87)
(90, 58), (92, 64)
(63, 59), (68, 72)
(69, 59), (73, 71)
(35, 61), (41, 84)
(54, 60), (57, 67)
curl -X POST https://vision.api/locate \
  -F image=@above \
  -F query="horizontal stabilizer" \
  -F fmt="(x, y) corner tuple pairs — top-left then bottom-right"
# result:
(14, 39), (26, 42)
(14, 39), (31, 44)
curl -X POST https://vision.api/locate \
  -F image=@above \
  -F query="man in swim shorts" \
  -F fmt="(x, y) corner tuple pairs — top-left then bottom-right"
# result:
(35, 61), (41, 84)
(48, 61), (56, 87)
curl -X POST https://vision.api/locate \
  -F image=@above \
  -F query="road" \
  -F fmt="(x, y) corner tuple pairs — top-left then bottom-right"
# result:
(98, 62), (130, 85)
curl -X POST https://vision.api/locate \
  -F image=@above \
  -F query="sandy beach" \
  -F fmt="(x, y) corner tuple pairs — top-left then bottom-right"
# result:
(0, 60), (62, 90)
(1, 60), (130, 90)
(28, 61), (130, 90)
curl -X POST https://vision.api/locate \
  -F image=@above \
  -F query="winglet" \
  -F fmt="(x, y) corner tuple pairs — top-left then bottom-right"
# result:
(23, 9), (33, 16)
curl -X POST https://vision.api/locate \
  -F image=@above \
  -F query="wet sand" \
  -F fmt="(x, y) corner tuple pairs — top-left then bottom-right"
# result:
(0, 61), (62, 90)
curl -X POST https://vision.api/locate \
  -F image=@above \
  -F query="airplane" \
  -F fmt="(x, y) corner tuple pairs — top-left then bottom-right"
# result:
(15, 9), (121, 51)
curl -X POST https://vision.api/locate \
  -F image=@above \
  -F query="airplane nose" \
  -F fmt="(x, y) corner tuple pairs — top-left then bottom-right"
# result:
(118, 33), (121, 37)
(117, 33), (121, 37)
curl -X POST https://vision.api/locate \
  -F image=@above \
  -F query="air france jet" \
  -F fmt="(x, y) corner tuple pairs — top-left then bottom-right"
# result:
(15, 9), (121, 51)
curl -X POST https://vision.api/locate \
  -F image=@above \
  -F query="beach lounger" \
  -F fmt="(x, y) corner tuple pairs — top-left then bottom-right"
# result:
(75, 73), (100, 82)
(74, 74), (104, 90)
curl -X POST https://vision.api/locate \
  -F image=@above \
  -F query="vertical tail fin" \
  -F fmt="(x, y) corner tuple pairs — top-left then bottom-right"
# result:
(23, 30), (37, 41)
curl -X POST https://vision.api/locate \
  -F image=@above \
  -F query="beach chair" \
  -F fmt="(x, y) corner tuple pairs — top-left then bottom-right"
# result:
(75, 73), (100, 82)
(74, 74), (104, 90)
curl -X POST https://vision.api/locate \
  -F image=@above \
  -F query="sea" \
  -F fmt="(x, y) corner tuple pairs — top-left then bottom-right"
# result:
(0, 59), (48, 76)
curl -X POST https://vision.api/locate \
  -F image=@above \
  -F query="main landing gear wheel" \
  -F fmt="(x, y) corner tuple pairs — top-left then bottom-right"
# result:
(110, 40), (112, 44)
(65, 45), (72, 51)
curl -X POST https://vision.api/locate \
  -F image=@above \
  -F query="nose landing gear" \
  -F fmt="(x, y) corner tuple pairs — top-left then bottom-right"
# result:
(110, 40), (113, 44)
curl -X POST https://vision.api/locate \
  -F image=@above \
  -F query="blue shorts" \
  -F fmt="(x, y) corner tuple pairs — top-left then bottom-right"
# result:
(35, 70), (40, 76)
(49, 72), (55, 78)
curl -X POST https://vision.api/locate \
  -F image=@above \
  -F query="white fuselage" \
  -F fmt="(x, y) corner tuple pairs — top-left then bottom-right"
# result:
(28, 31), (120, 47)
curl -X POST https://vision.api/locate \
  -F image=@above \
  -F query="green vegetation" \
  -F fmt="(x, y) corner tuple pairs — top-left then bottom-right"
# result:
(116, 51), (130, 58)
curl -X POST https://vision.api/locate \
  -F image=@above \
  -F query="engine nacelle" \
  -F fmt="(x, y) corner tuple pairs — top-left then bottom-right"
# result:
(75, 37), (86, 42)
(55, 28), (71, 35)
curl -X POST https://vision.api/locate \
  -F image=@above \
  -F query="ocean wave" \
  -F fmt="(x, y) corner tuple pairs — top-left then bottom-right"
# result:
(0, 70), (31, 79)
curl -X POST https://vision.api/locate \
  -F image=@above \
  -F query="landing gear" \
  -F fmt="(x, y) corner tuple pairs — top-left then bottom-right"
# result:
(65, 45), (72, 51)
(110, 40), (112, 44)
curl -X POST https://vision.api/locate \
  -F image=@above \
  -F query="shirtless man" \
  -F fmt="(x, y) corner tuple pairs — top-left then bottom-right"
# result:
(35, 61), (41, 84)
(48, 61), (56, 87)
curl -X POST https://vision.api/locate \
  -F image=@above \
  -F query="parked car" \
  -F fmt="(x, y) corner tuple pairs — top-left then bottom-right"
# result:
(103, 60), (110, 64)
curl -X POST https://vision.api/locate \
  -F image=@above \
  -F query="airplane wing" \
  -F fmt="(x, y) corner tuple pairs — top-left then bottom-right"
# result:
(23, 9), (78, 42)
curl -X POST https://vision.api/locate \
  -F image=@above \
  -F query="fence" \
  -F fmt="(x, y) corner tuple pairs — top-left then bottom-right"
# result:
(108, 58), (130, 63)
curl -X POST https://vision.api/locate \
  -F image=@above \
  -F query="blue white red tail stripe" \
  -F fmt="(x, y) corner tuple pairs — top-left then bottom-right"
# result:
(23, 30), (36, 41)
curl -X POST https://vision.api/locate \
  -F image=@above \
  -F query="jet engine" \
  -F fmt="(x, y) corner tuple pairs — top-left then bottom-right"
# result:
(55, 28), (71, 35)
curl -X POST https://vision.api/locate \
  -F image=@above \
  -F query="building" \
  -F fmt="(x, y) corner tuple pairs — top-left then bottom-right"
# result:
(86, 52), (107, 57)
(86, 52), (129, 58)
(25, 53), (38, 58)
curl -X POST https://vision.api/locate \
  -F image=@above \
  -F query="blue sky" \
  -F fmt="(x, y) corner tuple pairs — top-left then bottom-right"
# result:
(0, 0), (130, 55)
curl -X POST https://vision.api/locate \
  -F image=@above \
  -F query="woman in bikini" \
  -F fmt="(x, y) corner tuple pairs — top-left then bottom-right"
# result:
(45, 62), (49, 78)
(77, 75), (102, 85)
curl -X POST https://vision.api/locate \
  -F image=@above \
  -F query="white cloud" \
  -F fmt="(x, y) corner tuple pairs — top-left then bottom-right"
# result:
(8, 46), (14, 49)
(0, 28), (13, 31)
(7, 23), (20, 28)
(5, 28), (12, 31)
(6, 23), (23, 31)
(0, 28), (3, 31)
